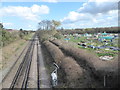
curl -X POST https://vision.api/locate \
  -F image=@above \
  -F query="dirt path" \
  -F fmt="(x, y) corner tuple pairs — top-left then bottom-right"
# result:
(38, 39), (51, 88)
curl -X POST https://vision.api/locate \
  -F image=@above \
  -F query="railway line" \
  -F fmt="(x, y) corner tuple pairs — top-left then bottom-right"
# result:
(7, 35), (43, 89)
(37, 40), (40, 89)
(10, 35), (35, 88)
(2, 38), (31, 83)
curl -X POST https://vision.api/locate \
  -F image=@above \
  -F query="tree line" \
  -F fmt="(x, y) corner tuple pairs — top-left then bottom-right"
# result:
(58, 27), (120, 35)
(0, 23), (32, 47)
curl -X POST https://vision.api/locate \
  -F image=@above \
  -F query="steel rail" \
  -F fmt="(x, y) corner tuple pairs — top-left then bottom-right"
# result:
(2, 40), (30, 83)
(10, 35), (35, 89)
(21, 38), (35, 89)
(37, 40), (40, 89)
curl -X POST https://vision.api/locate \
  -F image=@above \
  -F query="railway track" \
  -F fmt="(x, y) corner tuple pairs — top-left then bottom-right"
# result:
(21, 40), (34, 89)
(1, 34), (51, 89)
(9, 35), (41, 89)
(37, 40), (40, 89)
(2, 38), (31, 83)
(10, 37), (34, 89)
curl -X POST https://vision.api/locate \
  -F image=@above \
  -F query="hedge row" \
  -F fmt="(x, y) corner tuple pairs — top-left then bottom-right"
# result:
(43, 41), (83, 87)
(59, 27), (120, 34)
(50, 40), (118, 87)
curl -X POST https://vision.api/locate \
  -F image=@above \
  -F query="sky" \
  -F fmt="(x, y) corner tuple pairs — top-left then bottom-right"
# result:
(0, 0), (119, 30)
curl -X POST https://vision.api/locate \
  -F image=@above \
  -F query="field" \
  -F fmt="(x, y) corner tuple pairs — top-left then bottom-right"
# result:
(62, 33), (119, 60)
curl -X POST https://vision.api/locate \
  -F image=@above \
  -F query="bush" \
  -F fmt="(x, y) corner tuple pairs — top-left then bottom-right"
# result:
(61, 57), (83, 87)
(0, 29), (31, 47)
(51, 39), (118, 87)
(43, 41), (83, 87)
(54, 32), (63, 39)
(43, 41), (64, 64)
(38, 30), (57, 42)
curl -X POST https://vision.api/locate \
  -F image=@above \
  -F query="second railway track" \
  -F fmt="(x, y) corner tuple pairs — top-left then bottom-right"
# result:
(9, 35), (41, 89)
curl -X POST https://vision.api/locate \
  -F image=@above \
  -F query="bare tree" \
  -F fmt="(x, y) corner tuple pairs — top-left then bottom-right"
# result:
(38, 20), (52, 30)
(38, 20), (61, 30)
(46, 20), (52, 30)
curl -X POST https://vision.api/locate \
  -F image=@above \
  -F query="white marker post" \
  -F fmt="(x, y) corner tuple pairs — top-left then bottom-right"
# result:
(104, 75), (106, 87)
(51, 63), (59, 87)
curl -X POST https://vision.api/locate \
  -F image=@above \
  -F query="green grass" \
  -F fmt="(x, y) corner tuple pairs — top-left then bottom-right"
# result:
(15, 47), (19, 52)
(97, 53), (115, 57)
(23, 33), (34, 40)
(63, 35), (119, 57)
(15, 41), (26, 52)
(20, 42), (25, 46)
(68, 36), (87, 43)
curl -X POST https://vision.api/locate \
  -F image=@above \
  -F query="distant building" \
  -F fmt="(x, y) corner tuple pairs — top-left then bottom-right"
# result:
(6, 29), (18, 32)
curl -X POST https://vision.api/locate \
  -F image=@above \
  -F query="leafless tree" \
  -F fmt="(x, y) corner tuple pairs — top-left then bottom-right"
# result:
(38, 20), (61, 30)
(38, 20), (53, 30)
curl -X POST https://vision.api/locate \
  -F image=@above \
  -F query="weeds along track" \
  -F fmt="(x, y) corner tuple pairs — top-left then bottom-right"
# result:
(43, 41), (83, 87)
(50, 39), (118, 87)
(2, 39), (31, 83)
(9, 35), (41, 89)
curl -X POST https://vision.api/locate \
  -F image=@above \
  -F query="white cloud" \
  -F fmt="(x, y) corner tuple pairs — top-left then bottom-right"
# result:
(28, 24), (36, 29)
(61, 9), (118, 28)
(2, 22), (14, 28)
(3, 22), (13, 27)
(1, 0), (119, 2)
(78, 1), (118, 14)
(31, 4), (49, 14)
(0, 4), (50, 21)
(28, 25), (32, 28)
(88, 0), (119, 2)
(61, 23), (83, 29)
(61, 11), (92, 23)
(61, 1), (118, 28)
(41, 0), (58, 3)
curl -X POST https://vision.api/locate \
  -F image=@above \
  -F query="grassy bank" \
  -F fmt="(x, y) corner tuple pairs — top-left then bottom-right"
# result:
(1, 33), (34, 70)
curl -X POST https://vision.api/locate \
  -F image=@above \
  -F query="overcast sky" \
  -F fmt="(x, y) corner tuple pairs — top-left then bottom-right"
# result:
(0, 0), (119, 30)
